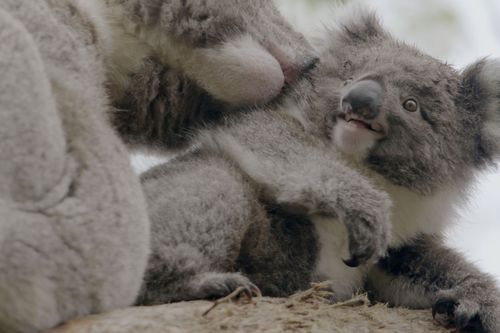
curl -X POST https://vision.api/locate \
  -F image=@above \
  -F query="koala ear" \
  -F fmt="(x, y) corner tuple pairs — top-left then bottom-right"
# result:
(334, 6), (389, 45)
(460, 58), (500, 163)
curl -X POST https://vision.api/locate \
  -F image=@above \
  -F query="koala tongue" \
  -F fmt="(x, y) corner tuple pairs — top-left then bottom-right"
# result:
(348, 119), (370, 129)
(370, 122), (384, 133)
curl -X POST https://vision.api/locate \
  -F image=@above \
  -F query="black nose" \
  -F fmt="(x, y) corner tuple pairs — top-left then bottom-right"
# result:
(342, 80), (383, 120)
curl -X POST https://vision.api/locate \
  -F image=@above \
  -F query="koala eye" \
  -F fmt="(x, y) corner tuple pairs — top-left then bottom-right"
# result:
(402, 98), (419, 112)
(343, 78), (353, 86)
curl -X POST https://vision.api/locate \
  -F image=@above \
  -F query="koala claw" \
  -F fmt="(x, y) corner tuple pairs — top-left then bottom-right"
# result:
(432, 296), (499, 333)
(432, 297), (457, 318)
(194, 272), (260, 300)
(343, 213), (390, 268)
(342, 257), (360, 268)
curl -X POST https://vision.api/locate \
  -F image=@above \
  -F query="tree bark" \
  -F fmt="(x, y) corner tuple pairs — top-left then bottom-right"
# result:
(49, 287), (451, 333)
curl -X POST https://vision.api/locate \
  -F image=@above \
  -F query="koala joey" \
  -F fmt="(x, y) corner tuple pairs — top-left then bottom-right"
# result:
(140, 10), (500, 333)
(0, 0), (314, 332)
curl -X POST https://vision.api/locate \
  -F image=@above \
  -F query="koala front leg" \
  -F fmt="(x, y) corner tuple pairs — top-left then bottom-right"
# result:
(207, 113), (392, 266)
(269, 159), (392, 267)
(367, 235), (500, 333)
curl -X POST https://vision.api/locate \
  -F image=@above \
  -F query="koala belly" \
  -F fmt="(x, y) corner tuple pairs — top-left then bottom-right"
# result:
(312, 216), (367, 301)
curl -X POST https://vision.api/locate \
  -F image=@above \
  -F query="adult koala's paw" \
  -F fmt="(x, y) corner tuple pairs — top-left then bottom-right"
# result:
(165, 1), (319, 106)
(432, 292), (500, 333)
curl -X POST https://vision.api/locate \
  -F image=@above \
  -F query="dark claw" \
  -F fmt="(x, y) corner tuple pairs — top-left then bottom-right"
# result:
(433, 299), (486, 333)
(342, 257), (360, 268)
(239, 287), (253, 300)
(432, 298), (457, 318)
(456, 314), (484, 333)
(249, 283), (262, 298)
(238, 284), (261, 300)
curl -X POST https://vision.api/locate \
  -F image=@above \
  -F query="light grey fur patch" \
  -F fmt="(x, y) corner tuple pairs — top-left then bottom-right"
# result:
(0, 1), (150, 332)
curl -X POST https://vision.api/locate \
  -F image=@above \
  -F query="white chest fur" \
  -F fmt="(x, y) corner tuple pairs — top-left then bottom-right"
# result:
(312, 216), (367, 301)
(381, 181), (465, 247)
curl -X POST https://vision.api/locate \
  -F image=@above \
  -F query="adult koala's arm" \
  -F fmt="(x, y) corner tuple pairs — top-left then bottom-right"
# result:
(111, 61), (226, 151)
(367, 235), (500, 333)
(200, 110), (392, 266)
(104, 0), (317, 106)
(104, 0), (318, 151)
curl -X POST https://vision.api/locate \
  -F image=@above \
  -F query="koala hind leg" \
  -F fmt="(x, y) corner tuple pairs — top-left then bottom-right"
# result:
(137, 153), (264, 304)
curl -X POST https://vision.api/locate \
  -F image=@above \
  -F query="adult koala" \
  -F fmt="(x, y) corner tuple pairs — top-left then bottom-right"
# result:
(0, 0), (314, 332)
(140, 9), (500, 333)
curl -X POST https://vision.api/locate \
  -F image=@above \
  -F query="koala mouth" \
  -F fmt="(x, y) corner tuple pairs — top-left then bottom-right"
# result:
(337, 113), (386, 135)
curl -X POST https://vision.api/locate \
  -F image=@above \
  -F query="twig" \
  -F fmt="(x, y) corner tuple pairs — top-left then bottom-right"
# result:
(289, 280), (334, 302)
(202, 287), (252, 317)
(331, 294), (367, 308)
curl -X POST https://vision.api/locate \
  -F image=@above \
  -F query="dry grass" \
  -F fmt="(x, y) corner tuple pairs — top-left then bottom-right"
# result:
(49, 283), (453, 333)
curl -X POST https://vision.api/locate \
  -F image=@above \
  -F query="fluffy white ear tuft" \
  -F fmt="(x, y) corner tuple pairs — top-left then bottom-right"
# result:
(479, 59), (500, 151)
(328, 3), (388, 44)
(462, 58), (500, 162)
(476, 58), (500, 86)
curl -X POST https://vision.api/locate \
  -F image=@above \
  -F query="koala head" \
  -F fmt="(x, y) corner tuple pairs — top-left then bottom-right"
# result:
(161, 0), (319, 106)
(311, 10), (500, 194)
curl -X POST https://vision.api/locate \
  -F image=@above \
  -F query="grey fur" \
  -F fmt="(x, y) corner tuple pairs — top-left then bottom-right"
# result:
(0, 1), (149, 332)
(140, 9), (500, 333)
(138, 152), (320, 303)
(106, 0), (317, 151)
(112, 60), (226, 152)
(0, 0), (313, 332)
(369, 235), (500, 333)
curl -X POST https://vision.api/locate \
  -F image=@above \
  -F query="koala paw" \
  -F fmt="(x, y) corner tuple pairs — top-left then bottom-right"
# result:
(192, 272), (261, 300)
(432, 295), (500, 333)
(340, 190), (392, 267)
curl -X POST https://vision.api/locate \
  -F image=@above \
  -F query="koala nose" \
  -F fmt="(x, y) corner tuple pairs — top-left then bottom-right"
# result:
(342, 80), (383, 120)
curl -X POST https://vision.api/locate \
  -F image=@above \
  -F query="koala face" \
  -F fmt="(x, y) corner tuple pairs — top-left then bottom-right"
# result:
(313, 11), (500, 194)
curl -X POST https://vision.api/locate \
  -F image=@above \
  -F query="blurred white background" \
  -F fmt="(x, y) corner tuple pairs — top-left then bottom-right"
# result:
(133, 0), (500, 283)
(275, 0), (500, 283)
